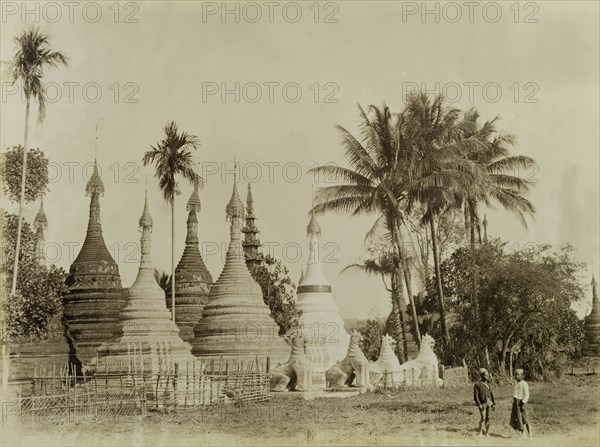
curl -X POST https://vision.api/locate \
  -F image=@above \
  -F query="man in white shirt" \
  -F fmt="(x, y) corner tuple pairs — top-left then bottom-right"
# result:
(510, 368), (533, 439)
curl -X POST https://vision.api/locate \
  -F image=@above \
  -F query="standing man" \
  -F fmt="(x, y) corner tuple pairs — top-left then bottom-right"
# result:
(511, 368), (533, 439)
(473, 368), (495, 436)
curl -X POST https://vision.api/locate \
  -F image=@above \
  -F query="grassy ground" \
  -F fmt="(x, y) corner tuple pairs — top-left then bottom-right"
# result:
(2, 375), (598, 446)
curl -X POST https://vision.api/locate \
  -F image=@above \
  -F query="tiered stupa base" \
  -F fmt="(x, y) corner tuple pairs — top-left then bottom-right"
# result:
(167, 287), (210, 343)
(7, 317), (79, 392)
(63, 289), (124, 365)
(192, 307), (289, 365)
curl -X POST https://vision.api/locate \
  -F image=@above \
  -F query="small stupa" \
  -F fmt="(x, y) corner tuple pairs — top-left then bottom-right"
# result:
(33, 197), (48, 266)
(191, 178), (289, 363)
(242, 183), (264, 269)
(169, 185), (213, 342)
(583, 275), (600, 357)
(63, 160), (124, 364)
(9, 201), (77, 387)
(296, 202), (350, 385)
(91, 191), (195, 374)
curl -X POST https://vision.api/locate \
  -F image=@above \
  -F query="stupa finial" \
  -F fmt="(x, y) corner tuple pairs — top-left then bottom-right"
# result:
(187, 182), (201, 212)
(139, 186), (153, 230)
(307, 186), (321, 237)
(86, 130), (104, 197)
(34, 196), (48, 231)
(593, 275), (598, 301)
(226, 161), (244, 221)
(246, 183), (255, 215)
(94, 124), (98, 162)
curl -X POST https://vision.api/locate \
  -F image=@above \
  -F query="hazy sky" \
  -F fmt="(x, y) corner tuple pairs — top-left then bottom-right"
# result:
(2, 1), (598, 319)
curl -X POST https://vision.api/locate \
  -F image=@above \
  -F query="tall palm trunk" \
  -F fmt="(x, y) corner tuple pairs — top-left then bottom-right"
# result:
(11, 95), (30, 295)
(390, 274), (407, 363)
(396, 222), (421, 348)
(4, 95), (31, 393)
(171, 199), (176, 321)
(388, 215), (409, 359)
(429, 217), (450, 342)
(469, 204), (479, 322)
(402, 261), (421, 346)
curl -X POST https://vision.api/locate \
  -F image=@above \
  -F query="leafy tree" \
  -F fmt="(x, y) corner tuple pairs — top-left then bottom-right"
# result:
(7, 27), (67, 297)
(143, 121), (201, 322)
(0, 146), (49, 203)
(358, 319), (385, 361)
(1, 213), (67, 339)
(248, 255), (301, 336)
(426, 239), (585, 378)
(457, 108), (536, 322)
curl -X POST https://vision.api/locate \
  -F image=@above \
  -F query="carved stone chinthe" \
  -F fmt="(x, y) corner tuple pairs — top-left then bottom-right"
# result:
(269, 333), (313, 392)
(326, 331), (379, 389)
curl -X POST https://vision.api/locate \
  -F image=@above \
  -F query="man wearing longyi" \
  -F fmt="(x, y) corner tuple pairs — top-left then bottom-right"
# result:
(473, 368), (495, 437)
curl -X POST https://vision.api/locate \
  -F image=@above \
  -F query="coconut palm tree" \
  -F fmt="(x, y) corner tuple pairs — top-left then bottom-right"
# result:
(309, 103), (424, 348)
(153, 268), (172, 295)
(143, 122), (201, 322)
(342, 241), (409, 362)
(400, 93), (481, 343)
(8, 27), (67, 296)
(458, 108), (536, 321)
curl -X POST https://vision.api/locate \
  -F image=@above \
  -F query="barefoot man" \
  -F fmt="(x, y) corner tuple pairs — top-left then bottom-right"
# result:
(473, 368), (495, 436)
(510, 368), (533, 439)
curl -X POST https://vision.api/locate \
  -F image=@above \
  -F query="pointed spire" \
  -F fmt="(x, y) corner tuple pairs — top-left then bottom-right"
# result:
(242, 183), (263, 268)
(34, 196), (48, 231)
(593, 275), (598, 302)
(226, 163), (244, 221)
(139, 189), (153, 230)
(307, 188), (321, 237)
(187, 183), (201, 212)
(246, 183), (255, 216)
(34, 196), (47, 267)
(86, 160), (105, 197)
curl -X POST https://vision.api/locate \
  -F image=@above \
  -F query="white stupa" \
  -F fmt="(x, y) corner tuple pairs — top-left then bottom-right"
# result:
(89, 191), (195, 375)
(296, 205), (350, 386)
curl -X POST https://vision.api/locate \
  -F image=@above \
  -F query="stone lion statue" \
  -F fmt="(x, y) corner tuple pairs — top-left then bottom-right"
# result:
(375, 334), (402, 388)
(396, 333), (443, 387)
(326, 331), (380, 389)
(269, 332), (313, 392)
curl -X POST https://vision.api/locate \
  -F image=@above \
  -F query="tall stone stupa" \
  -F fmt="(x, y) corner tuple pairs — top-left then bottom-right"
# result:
(296, 204), (350, 384)
(33, 197), (48, 267)
(583, 275), (600, 357)
(242, 183), (264, 269)
(191, 178), (289, 363)
(63, 160), (124, 364)
(92, 191), (195, 373)
(169, 185), (213, 342)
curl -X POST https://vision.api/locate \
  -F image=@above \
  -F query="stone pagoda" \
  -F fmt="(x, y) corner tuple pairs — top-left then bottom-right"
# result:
(242, 183), (264, 269)
(296, 206), (350, 386)
(33, 197), (48, 266)
(583, 275), (600, 357)
(169, 185), (213, 342)
(63, 161), (124, 364)
(191, 179), (289, 364)
(8, 200), (76, 387)
(91, 192), (195, 374)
